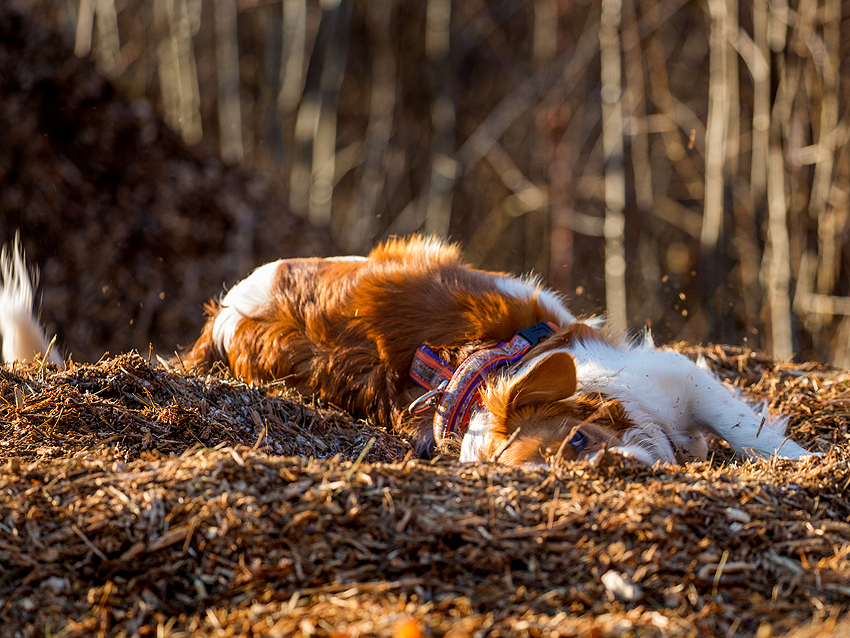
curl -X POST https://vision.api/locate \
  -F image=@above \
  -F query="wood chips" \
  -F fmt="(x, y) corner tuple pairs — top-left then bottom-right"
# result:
(0, 347), (849, 637)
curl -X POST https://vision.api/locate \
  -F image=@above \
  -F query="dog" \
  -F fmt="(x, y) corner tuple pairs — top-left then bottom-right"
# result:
(2, 235), (811, 466)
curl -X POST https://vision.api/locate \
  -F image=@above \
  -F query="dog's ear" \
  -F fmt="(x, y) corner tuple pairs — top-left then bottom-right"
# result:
(507, 351), (577, 411)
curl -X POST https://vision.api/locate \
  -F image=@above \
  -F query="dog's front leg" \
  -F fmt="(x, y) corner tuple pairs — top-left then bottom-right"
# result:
(674, 357), (811, 460)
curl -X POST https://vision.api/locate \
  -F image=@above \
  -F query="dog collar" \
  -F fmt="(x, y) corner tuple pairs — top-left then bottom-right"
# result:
(409, 321), (559, 444)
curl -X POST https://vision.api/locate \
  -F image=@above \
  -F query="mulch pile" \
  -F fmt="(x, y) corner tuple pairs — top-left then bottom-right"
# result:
(0, 346), (848, 637)
(0, 353), (406, 464)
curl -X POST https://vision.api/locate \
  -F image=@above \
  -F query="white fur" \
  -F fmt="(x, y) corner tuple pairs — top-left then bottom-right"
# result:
(212, 260), (282, 357)
(493, 274), (576, 327)
(325, 255), (368, 263)
(460, 411), (492, 462)
(0, 238), (61, 365)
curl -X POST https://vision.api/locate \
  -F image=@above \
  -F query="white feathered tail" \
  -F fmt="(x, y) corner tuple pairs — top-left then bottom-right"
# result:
(0, 236), (61, 365)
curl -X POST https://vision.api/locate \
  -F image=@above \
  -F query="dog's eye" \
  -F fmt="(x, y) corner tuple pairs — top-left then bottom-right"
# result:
(570, 430), (587, 451)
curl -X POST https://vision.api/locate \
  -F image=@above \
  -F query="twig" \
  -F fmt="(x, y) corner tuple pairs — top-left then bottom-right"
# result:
(712, 549), (729, 597)
(345, 436), (376, 481)
(490, 426), (522, 463)
(72, 524), (108, 562)
(547, 485), (560, 530)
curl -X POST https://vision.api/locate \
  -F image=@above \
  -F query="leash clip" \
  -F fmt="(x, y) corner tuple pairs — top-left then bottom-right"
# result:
(408, 381), (446, 414)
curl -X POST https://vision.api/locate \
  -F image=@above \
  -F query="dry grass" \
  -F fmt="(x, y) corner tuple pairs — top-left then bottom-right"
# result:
(0, 346), (848, 637)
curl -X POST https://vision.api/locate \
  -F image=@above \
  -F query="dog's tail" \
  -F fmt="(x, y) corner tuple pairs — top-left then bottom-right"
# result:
(0, 236), (62, 365)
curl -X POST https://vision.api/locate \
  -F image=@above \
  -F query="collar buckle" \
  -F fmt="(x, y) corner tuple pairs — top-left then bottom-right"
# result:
(515, 321), (559, 348)
(408, 381), (447, 414)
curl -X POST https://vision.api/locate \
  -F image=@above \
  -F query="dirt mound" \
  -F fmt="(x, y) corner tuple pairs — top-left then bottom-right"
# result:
(0, 3), (334, 363)
(1, 346), (848, 637)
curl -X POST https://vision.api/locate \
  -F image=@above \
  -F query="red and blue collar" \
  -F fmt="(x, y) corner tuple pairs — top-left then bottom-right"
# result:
(409, 321), (559, 444)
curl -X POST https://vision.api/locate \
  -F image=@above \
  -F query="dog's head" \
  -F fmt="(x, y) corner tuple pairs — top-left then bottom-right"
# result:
(460, 350), (631, 466)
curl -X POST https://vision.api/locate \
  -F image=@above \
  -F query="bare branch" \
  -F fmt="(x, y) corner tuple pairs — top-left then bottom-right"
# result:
(600, 0), (627, 335)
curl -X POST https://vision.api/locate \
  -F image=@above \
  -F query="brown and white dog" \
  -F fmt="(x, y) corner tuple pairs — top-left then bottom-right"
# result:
(2, 235), (811, 466)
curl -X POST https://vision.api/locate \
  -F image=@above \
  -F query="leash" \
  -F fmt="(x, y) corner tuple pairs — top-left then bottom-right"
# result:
(409, 321), (559, 444)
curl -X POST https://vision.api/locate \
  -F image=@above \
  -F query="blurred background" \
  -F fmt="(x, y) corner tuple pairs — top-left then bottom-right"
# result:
(2, 0), (849, 366)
